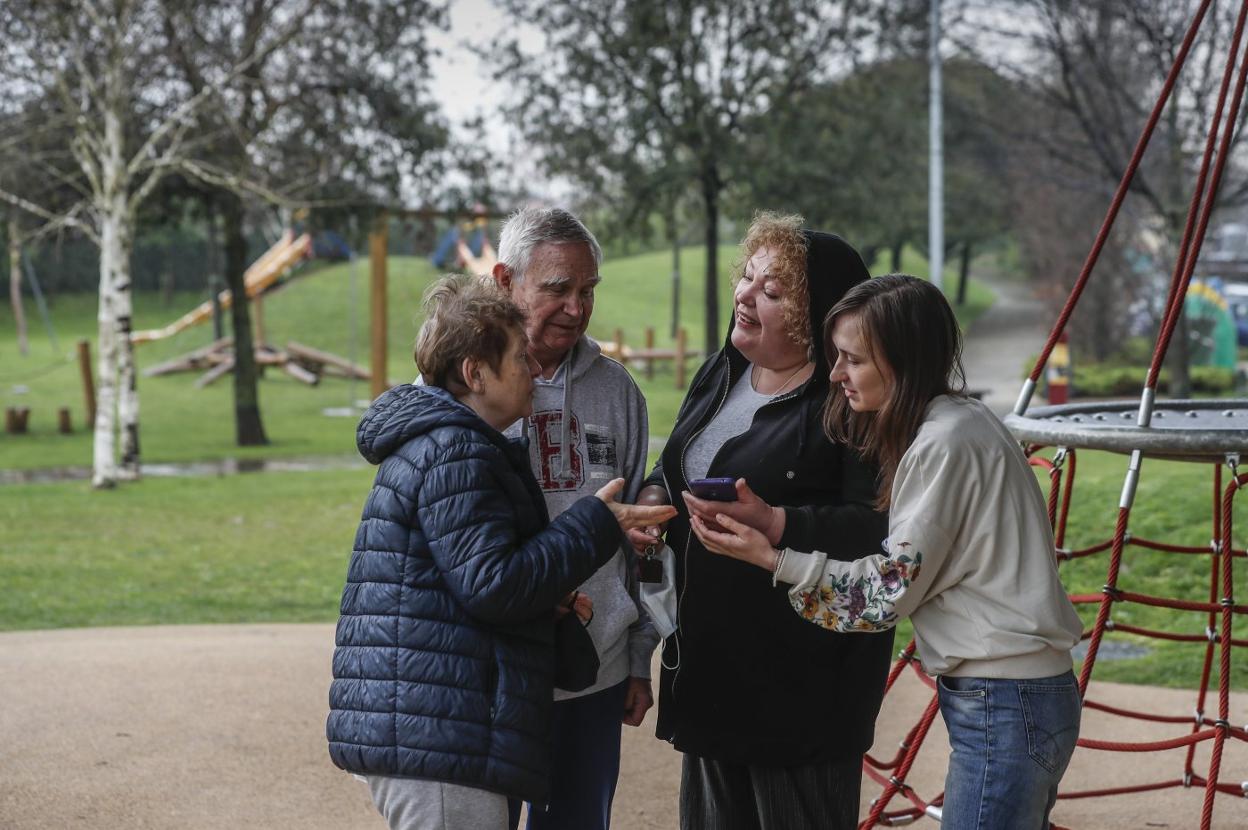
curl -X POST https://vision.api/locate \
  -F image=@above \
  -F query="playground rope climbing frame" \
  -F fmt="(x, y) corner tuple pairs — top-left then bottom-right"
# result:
(860, 1), (1248, 826)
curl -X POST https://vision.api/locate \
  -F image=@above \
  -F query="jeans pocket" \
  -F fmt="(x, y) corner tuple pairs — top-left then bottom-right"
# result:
(1018, 680), (1081, 774)
(938, 674), (986, 697)
(937, 676), (988, 749)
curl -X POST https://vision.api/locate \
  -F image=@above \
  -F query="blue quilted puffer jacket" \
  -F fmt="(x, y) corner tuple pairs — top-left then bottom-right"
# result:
(326, 384), (622, 801)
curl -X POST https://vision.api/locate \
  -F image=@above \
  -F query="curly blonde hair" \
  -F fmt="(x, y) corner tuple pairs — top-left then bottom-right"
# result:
(734, 212), (811, 353)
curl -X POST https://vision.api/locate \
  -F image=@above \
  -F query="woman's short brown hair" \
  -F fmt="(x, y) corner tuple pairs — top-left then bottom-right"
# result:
(414, 274), (527, 392)
(734, 212), (811, 353)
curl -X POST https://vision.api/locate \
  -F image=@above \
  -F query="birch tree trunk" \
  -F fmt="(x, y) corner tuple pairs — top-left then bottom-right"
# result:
(115, 208), (140, 480)
(94, 203), (122, 488)
(95, 204), (142, 483)
(93, 87), (140, 487)
(8, 218), (27, 356)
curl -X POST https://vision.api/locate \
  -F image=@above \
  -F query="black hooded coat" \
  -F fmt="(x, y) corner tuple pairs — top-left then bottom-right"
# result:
(644, 231), (894, 765)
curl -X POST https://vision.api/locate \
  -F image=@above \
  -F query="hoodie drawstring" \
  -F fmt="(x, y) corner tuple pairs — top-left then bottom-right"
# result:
(557, 342), (575, 481)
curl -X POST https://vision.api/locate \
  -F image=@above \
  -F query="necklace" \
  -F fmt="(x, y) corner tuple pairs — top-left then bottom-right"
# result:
(751, 361), (810, 398)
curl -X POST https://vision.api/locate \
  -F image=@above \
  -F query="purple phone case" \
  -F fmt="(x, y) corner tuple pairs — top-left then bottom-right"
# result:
(689, 477), (737, 501)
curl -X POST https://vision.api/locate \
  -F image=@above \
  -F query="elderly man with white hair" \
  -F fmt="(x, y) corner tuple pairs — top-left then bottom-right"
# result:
(491, 206), (656, 830)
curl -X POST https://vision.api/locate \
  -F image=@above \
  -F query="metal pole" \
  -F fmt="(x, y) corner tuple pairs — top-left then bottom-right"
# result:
(929, 0), (945, 290)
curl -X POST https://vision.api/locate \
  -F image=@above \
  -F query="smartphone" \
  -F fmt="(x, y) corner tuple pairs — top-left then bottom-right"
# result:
(688, 477), (737, 501)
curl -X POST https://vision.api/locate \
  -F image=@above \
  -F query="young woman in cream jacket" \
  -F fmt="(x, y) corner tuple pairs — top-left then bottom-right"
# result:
(686, 274), (1083, 830)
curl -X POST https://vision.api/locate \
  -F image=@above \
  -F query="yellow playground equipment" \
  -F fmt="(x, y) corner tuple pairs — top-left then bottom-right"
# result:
(133, 230), (371, 389)
(131, 231), (313, 345)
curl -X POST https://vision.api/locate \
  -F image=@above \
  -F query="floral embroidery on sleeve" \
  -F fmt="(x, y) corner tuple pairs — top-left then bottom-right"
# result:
(793, 548), (923, 632)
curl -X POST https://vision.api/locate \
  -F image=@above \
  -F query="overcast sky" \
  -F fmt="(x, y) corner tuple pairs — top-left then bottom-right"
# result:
(427, 0), (511, 127)
(423, 0), (556, 203)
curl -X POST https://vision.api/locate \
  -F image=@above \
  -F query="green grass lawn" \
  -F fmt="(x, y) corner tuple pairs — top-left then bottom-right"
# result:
(0, 468), (374, 630)
(2, 447), (1243, 690)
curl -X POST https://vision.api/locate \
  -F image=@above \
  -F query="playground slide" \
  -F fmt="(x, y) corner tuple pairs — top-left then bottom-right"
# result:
(457, 237), (497, 274)
(131, 232), (312, 344)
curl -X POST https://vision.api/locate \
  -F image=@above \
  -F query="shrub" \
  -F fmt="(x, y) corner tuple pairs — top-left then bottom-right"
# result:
(1069, 365), (1235, 398)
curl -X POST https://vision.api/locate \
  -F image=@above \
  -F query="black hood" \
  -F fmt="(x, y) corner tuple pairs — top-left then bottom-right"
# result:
(356, 383), (507, 464)
(721, 229), (871, 377)
(800, 230), (871, 375)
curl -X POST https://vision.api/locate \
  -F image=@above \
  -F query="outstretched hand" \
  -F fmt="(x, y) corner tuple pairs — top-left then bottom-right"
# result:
(681, 478), (785, 544)
(690, 511), (776, 572)
(596, 478), (678, 532)
(626, 484), (673, 552)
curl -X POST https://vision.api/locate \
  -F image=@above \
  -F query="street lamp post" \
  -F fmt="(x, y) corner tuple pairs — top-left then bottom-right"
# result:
(929, 0), (945, 290)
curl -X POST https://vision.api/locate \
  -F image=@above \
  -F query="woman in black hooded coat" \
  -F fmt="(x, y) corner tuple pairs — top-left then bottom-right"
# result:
(631, 214), (892, 829)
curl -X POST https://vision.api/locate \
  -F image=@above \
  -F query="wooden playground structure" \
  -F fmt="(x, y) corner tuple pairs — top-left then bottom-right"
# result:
(123, 211), (701, 399)
(129, 230), (370, 388)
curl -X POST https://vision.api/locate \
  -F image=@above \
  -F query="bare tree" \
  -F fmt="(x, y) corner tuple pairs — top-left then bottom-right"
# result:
(0, 98), (92, 355)
(960, 0), (1248, 390)
(157, 0), (447, 446)
(498, 0), (878, 354)
(0, 0), (297, 487)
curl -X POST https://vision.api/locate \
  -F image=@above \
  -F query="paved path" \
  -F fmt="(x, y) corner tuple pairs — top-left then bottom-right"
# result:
(961, 276), (1049, 415)
(2, 624), (1246, 829)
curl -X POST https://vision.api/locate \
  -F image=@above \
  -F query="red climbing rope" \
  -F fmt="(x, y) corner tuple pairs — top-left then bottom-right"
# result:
(860, 454), (1248, 828)
(1149, 0), (1248, 389)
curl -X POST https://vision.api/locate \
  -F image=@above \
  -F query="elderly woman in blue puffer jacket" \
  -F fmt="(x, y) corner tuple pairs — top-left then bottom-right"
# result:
(327, 275), (675, 830)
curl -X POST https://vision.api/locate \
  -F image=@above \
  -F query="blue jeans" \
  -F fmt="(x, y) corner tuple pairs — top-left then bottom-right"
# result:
(937, 671), (1081, 830)
(526, 679), (629, 830)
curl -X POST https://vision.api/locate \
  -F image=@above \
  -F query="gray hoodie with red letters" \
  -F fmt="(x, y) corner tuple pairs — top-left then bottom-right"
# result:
(503, 333), (657, 700)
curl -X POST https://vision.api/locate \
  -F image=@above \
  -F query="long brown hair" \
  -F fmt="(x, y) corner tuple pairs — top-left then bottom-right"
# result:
(822, 274), (967, 509)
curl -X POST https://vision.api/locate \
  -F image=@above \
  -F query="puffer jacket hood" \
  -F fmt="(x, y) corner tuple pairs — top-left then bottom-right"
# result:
(357, 383), (502, 465)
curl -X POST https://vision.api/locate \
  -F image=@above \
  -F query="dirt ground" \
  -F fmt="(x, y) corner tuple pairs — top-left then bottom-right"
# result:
(2, 623), (1245, 829)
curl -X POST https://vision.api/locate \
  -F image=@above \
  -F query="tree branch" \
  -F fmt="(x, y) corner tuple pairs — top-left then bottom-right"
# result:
(0, 187), (99, 245)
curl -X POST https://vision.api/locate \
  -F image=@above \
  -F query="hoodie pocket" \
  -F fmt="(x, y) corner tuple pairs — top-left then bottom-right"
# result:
(573, 554), (638, 667)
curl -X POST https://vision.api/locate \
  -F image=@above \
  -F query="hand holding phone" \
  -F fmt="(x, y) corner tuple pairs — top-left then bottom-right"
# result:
(688, 477), (738, 502)
(686, 477), (737, 534)
(682, 477), (786, 546)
